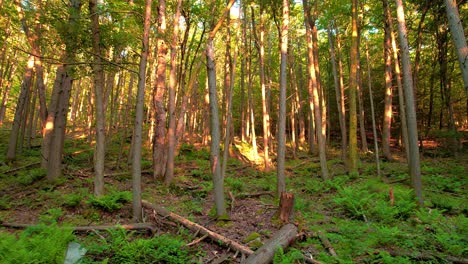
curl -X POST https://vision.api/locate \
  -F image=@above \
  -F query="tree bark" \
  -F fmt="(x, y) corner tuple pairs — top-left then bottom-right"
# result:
(382, 0), (394, 161)
(89, 0), (106, 196)
(304, 0), (329, 180)
(394, 0), (424, 207)
(277, 0), (289, 196)
(327, 24), (347, 162)
(205, 0), (235, 218)
(444, 0), (468, 95)
(251, 6), (271, 171)
(348, 0), (359, 174)
(153, 0), (168, 180)
(6, 55), (34, 162)
(131, 0), (152, 222)
(365, 39), (381, 177)
(244, 224), (298, 264)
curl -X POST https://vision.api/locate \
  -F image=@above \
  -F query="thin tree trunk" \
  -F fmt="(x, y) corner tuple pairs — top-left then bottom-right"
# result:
(6, 55), (34, 162)
(365, 39), (381, 177)
(348, 0), (359, 174)
(206, 0), (235, 218)
(394, 0), (424, 207)
(89, 0), (106, 196)
(327, 24), (347, 162)
(277, 0), (289, 195)
(221, 26), (237, 179)
(131, 0), (152, 222)
(444, 0), (468, 95)
(382, 0), (394, 161)
(251, 6), (271, 171)
(389, 19), (409, 159)
(153, 0), (168, 180)
(304, 0), (328, 180)
(165, 0), (182, 185)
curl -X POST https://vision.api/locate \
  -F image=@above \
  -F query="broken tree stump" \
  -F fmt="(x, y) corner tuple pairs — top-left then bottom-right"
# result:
(244, 223), (298, 264)
(141, 200), (254, 256)
(279, 192), (295, 223)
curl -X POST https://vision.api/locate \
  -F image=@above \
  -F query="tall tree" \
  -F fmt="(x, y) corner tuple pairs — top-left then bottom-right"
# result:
(277, 0), (289, 195)
(131, 0), (152, 222)
(348, 0), (359, 174)
(89, 0), (106, 196)
(206, 0), (235, 218)
(382, 0), (394, 161)
(444, 0), (468, 95)
(153, 0), (168, 180)
(304, 0), (329, 180)
(251, 5), (271, 171)
(394, 0), (424, 206)
(165, 0), (183, 185)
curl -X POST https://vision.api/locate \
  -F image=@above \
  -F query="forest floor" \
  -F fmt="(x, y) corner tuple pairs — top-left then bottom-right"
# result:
(0, 129), (467, 263)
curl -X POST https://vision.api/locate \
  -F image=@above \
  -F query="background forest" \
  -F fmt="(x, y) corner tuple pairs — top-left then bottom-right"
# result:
(0, 0), (467, 263)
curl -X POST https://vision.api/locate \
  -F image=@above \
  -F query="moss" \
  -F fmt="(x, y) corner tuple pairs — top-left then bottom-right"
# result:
(243, 232), (261, 243)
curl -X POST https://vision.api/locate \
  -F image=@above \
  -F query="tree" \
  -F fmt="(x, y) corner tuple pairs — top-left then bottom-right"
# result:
(444, 0), (468, 95)
(348, 0), (359, 174)
(394, 0), (424, 207)
(382, 0), (394, 161)
(303, 0), (329, 180)
(165, 0), (183, 185)
(153, 0), (168, 180)
(131, 0), (152, 222)
(277, 0), (289, 195)
(89, 0), (106, 196)
(206, 0), (235, 219)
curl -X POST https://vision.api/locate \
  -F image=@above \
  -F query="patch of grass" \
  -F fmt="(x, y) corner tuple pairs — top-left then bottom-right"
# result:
(87, 191), (132, 212)
(82, 228), (193, 263)
(39, 207), (63, 224)
(16, 168), (46, 185)
(273, 247), (304, 264)
(0, 224), (74, 263)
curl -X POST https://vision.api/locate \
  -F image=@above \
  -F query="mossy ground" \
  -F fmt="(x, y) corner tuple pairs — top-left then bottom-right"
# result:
(0, 129), (466, 263)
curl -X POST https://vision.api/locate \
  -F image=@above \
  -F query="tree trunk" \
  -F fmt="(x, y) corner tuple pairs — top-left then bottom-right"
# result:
(444, 0), (468, 95)
(251, 6), (271, 171)
(244, 224), (298, 264)
(165, 0), (182, 185)
(327, 24), (347, 162)
(89, 0), (106, 196)
(277, 0), (289, 195)
(131, 0), (152, 222)
(304, 0), (329, 180)
(394, 0), (424, 207)
(348, 0), (359, 174)
(6, 55), (34, 162)
(382, 0), (394, 161)
(365, 39), (381, 177)
(205, 0), (235, 218)
(153, 0), (168, 180)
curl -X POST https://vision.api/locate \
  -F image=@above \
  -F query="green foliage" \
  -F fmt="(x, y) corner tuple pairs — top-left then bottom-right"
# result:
(225, 177), (243, 192)
(333, 180), (416, 223)
(16, 168), (46, 185)
(273, 247), (304, 264)
(0, 224), (74, 263)
(63, 193), (84, 208)
(0, 196), (11, 210)
(88, 191), (132, 212)
(83, 228), (191, 263)
(39, 207), (63, 224)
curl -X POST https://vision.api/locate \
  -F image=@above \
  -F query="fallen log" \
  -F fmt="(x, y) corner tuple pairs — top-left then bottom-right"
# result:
(244, 223), (298, 264)
(0, 222), (157, 234)
(1, 162), (41, 174)
(236, 191), (275, 199)
(141, 200), (254, 256)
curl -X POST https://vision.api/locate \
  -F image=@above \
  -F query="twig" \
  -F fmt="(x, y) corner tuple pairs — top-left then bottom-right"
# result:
(1, 162), (41, 174)
(237, 191), (275, 199)
(317, 231), (337, 257)
(186, 234), (209, 246)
